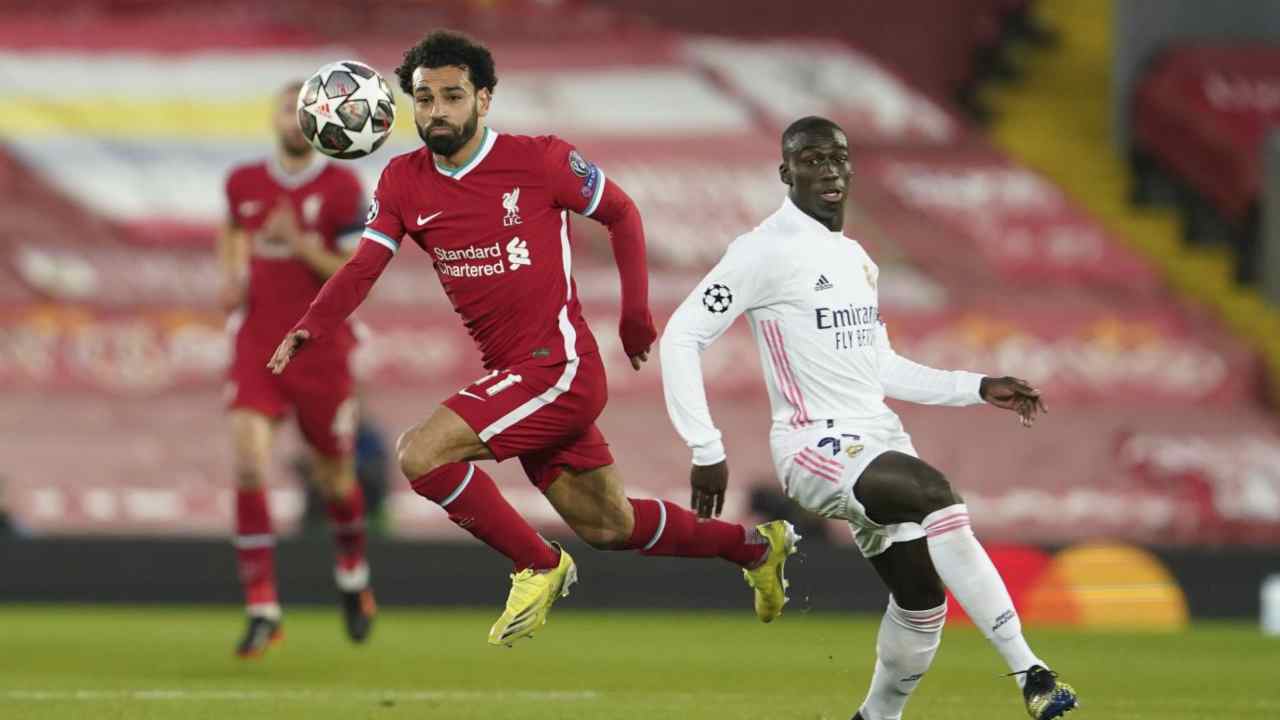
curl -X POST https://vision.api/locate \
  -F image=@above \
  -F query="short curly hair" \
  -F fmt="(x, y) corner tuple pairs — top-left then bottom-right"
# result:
(395, 30), (498, 96)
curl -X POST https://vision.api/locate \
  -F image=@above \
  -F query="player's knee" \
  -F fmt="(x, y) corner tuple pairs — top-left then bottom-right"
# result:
(311, 459), (353, 500)
(914, 466), (958, 514)
(895, 577), (947, 611)
(396, 427), (441, 480)
(234, 463), (266, 489)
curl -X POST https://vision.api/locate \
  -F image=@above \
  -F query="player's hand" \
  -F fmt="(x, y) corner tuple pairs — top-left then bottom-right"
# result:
(263, 201), (299, 244)
(288, 230), (322, 259)
(620, 310), (657, 372)
(690, 460), (729, 519)
(980, 376), (1047, 428)
(267, 328), (310, 375)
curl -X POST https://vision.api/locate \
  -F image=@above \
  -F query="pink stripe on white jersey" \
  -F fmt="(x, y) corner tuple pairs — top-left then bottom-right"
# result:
(766, 320), (811, 424)
(760, 320), (804, 428)
(795, 454), (841, 483)
(799, 448), (844, 472)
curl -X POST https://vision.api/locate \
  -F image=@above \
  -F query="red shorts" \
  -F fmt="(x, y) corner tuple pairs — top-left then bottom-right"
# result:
(227, 336), (356, 458)
(444, 351), (614, 492)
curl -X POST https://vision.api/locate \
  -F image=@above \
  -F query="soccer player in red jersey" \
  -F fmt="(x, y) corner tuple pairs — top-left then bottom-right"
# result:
(269, 31), (799, 646)
(220, 81), (376, 657)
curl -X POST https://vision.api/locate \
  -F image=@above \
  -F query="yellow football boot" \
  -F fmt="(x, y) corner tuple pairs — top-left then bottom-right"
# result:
(487, 542), (577, 647)
(741, 520), (800, 622)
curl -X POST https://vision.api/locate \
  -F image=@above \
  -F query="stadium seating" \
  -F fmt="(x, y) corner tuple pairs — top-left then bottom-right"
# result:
(2, 0), (1276, 548)
(1132, 44), (1280, 283)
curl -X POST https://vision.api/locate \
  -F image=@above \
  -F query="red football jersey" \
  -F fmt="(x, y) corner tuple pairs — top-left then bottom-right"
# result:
(363, 129), (608, 370)
(225, 157), (365, 354)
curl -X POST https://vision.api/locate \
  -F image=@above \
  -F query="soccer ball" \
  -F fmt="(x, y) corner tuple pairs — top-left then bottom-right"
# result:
(297, 60), (396, 159)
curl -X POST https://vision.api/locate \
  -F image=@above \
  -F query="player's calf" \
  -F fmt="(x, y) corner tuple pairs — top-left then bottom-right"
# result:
(567, 521), (631, 550)
(544, 470), (634, 550)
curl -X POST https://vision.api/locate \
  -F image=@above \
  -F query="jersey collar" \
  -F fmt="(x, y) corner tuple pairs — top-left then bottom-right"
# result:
(267, 153), (328, 189)
(778, 195), (846, 238)
(433, 127), (498, 180)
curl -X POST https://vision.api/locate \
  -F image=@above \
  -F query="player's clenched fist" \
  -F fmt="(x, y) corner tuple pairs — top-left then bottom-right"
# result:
(690, 460), (729, 519)
(620, 309), (657, 371)
(268, 329), (310, 374)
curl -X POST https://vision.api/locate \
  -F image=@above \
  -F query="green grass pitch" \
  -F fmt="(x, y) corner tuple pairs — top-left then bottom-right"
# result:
(2, 606), (1277, 719)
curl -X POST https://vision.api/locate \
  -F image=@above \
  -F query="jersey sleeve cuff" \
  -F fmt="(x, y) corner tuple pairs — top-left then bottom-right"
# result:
(691, 439), (726, 467)
(958, 372), (986, 404)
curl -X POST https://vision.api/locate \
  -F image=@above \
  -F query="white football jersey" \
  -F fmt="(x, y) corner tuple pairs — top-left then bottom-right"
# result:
(660, 197), (985, 466)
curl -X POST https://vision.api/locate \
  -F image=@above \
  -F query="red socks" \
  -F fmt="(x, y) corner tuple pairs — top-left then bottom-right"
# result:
(625, 498), (766, 568)
(326, 482), (367, 572)
(234, 488), (278, 615)
(411, 463), (560, 572)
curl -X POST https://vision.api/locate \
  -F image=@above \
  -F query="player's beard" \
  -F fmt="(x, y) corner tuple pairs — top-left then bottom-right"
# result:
(419, 105), (479, 157)
(279, 130), (313, 158)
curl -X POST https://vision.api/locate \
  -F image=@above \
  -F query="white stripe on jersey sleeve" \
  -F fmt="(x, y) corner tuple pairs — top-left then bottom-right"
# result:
(583, 168), (607, 218)
(361, 228), (399, 254)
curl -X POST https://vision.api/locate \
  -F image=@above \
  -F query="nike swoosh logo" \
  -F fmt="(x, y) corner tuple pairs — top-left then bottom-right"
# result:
(457, 389), (485, 401)
(417, 211), (443, 226)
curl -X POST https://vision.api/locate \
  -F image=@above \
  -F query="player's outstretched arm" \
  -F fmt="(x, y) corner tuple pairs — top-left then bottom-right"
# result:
(875, 321), (987, 407)
(268, 238), (393, 374)
(876, 323), (1046, 425)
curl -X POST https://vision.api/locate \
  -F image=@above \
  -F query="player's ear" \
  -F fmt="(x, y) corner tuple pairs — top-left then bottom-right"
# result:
(779, 161), (792, 187)
(476, 87), (492, 117)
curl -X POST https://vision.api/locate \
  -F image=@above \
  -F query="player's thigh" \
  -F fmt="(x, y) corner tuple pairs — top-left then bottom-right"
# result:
(853, 451), (958, 526)
(310, 449), (356, 499)
(542, 462), (632, 544)
(397, 404), (494, 479)
(779, 429), (892, 521)
(229, 409), (276, 479)
(866, 537), (946, 610)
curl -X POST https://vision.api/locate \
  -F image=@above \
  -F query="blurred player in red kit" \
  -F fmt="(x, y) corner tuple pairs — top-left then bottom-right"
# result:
(269, 31), (798, 647)
(220, 81), (375, 657)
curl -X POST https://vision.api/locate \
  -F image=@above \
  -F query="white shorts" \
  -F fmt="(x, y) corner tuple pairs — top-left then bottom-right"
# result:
(772, 414), (925, 558)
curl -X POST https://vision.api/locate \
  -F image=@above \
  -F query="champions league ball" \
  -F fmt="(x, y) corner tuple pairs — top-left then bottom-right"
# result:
(297, 60), (396, 159)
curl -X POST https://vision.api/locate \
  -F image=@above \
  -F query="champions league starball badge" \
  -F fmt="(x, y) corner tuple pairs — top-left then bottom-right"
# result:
(702, 283), (733, 314)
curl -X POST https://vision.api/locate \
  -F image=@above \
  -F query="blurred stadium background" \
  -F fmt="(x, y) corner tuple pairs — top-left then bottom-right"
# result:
(3, 0), (1280, 717)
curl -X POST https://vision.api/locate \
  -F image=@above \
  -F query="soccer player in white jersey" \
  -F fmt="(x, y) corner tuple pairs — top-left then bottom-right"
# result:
(659, 116), (1079, 720)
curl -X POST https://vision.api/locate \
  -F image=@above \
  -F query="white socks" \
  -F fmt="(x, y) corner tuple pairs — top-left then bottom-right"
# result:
(334, 560), (371, 593)
(858, 596), (946, 720)
(922, 504), (1043, 683)
(246, 602), (281, 621)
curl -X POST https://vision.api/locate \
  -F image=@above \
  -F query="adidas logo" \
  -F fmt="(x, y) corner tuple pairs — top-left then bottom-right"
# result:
(814, 274), (834, 291)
